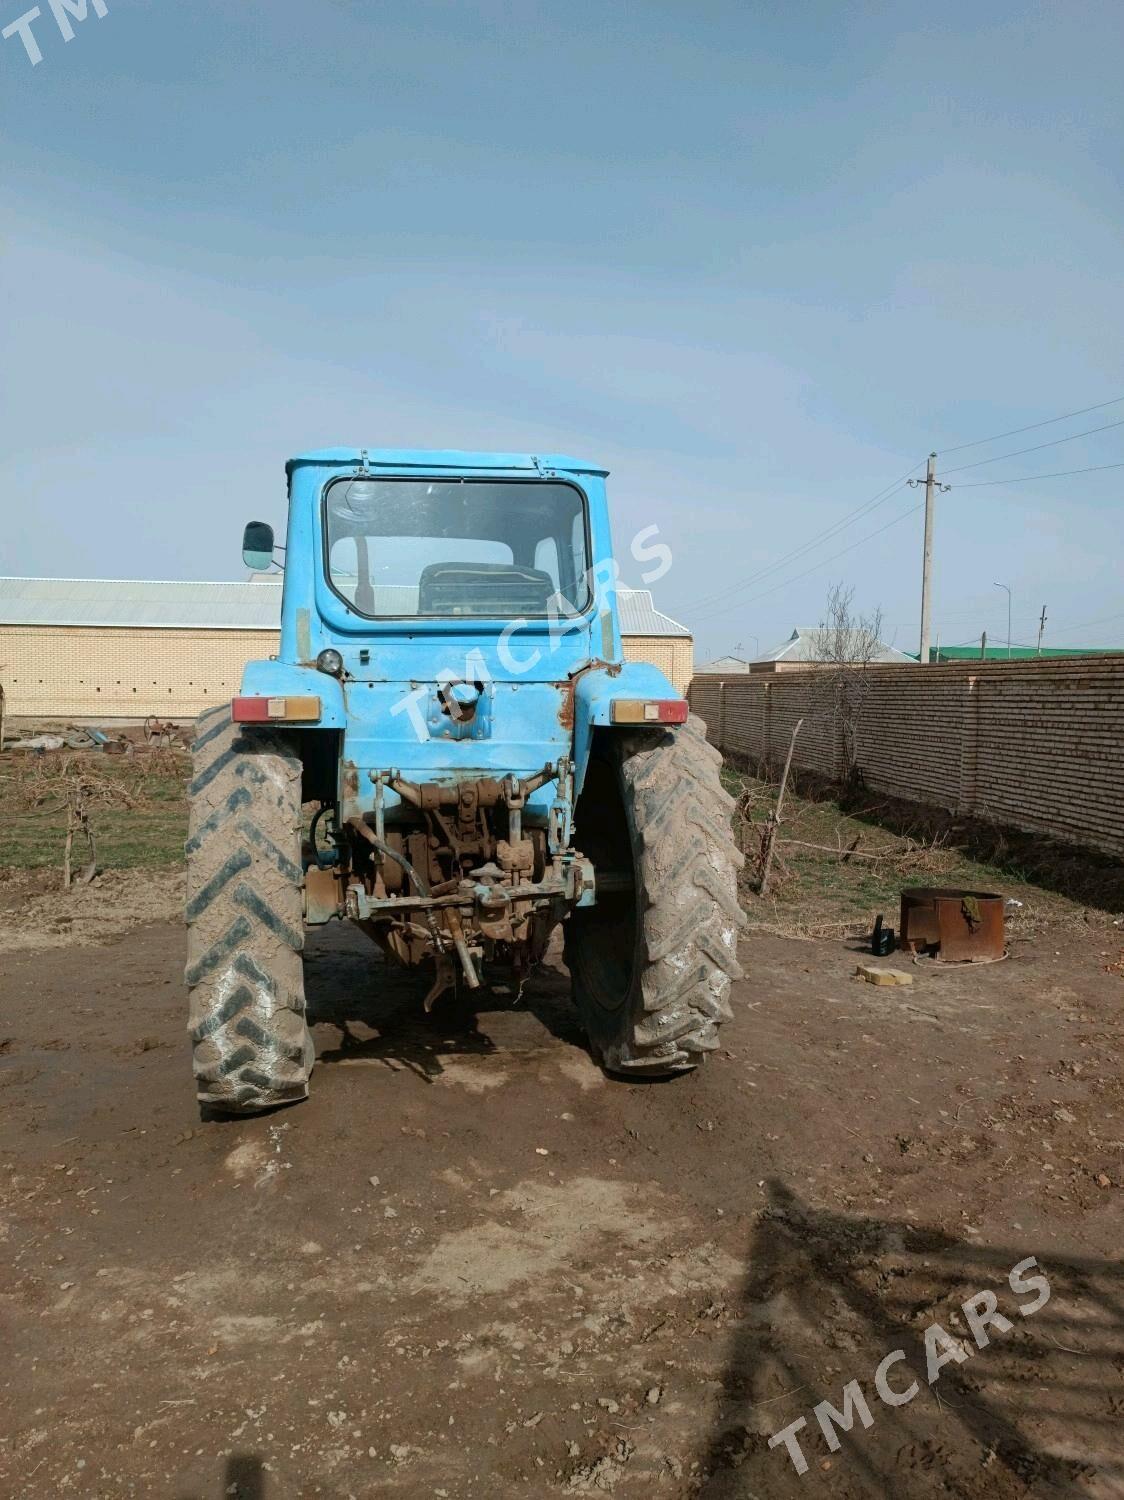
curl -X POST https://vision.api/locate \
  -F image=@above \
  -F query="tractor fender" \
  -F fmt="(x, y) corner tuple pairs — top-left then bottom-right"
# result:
(238, 660), (347, 729)
(572, 661), (683, 794)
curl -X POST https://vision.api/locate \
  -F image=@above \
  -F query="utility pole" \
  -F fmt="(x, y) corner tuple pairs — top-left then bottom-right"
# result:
(1036, 604), (1048, 656)
(979, 630), (987, 661)
(909, 454), (948, 665)
(994, 581), (1012, 660)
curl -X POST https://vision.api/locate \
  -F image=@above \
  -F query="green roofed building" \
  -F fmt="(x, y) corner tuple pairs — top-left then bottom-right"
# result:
(927, 644), (1122, 663)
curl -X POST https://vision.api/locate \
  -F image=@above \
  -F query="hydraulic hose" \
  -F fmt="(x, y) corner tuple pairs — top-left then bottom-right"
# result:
(346, 817), (431, 896)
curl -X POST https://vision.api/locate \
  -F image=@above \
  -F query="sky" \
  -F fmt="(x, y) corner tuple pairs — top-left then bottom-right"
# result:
(2, 0), (1122, 660)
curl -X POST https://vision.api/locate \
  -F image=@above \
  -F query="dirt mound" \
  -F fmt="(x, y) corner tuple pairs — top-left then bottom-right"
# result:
(0, 866), (185, 953)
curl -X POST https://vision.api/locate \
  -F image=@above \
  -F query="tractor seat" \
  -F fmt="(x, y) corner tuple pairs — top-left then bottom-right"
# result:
(417, 561), (555, 616)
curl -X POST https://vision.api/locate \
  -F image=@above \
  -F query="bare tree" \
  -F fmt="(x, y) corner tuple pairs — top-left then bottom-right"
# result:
(806, 583), (885, 781)
(807, 582), (885, 669)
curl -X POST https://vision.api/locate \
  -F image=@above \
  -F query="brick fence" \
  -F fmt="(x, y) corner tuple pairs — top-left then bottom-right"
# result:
(688, 656), (1124, 859)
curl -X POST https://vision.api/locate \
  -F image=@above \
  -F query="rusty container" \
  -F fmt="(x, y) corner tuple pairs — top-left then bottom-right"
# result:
(899, 887), (1005, 963)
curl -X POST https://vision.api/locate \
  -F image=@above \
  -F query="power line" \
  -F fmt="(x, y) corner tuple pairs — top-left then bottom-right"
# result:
(936, 609), (1124, 650)
(941, 417), (1124, 476)
(691, 500), (924, 626)
(1040, 607), (1124, 637)
(680, 463), (923, 615)
(681, 471), (916, 613)
(952, 461), (1124, 488)
(937, 394), (1124, 456)
(688, 393), (1124, 633)
(887, 608), (1019, 627)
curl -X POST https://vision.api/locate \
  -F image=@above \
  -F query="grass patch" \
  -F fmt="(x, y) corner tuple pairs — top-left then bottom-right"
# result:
(0, 749), (189, 871)
(723, 760), (1117, 936)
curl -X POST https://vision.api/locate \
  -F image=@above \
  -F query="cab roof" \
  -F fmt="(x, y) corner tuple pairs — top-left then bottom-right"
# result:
(286, 447), (607, 476)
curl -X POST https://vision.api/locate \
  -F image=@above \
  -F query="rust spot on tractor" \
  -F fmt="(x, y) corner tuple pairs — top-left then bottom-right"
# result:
(555, 680), (576, 730)
(342, 762), (359, 799)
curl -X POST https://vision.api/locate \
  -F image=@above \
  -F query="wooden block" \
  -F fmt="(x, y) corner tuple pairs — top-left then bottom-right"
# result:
(854, 964), (914, 987)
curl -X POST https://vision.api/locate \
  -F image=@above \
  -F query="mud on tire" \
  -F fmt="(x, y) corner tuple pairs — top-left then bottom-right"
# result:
(184, 706), (313, 1114)
(565, 714), (745, 1076)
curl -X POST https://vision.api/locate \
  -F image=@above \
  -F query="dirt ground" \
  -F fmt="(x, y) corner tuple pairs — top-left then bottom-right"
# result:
(2, 869), (1123, 1500)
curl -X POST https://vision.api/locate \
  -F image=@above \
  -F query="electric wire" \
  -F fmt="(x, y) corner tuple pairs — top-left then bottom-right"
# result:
(936, 394), (1124, 456)
(940, 417), (1124, 475)
(680, 471), (916, 613)
(950, 460), (1124, 488)
(680, 462), (923, 614)
(687, 394), (1124, 633)
(928, 608), (1124, 653)
(691, 500), (924, 626)
(1038, 608), (1124, 637)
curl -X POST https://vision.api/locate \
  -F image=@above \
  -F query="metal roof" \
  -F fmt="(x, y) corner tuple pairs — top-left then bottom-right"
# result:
(615, 589), (690, 638)
(0, 577), (691, 638)
(931, 644), (1121, 662)
(755, 628), (914, 664)
(695, 655), (752, 674)
(0, 576), (285, 630)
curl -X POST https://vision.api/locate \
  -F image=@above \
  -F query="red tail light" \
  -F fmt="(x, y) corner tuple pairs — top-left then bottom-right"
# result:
(231, 695), (321, 723)
(610, 699), (689, 725)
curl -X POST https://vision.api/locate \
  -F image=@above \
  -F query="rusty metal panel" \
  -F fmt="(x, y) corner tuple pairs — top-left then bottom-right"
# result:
(303, 864), (342, 924)
(900, 887), (1005, 963)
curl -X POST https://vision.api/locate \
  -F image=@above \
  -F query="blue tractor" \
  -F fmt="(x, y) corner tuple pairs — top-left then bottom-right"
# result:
(185, 449), (744, 1112)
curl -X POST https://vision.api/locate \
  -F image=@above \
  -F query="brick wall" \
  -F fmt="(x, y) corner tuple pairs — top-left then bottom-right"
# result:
(0, 625), (695, 718)
(0, 626), (281, 719)
(689, 656), (1124, 858)
(622, 635), (693, 695)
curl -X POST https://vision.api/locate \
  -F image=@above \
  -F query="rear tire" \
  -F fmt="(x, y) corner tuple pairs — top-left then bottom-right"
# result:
(184, 706), (313, 1114)
(566, 714), (745, 1076)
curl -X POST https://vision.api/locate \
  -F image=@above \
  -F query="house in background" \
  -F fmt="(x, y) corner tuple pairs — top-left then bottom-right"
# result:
(615, 588), (693, 692)
(750, 627), (914, 672)
(694, 653), (752, 675)
(930, 643), (1121, 663)
(0, 576), (695, 720)
(694, 628), (914, 676)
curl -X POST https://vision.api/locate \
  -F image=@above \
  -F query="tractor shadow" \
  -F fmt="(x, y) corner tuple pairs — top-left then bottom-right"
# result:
(694, 1179), (1124, 1498)
(175, 1452), (346, 1500)
(302, 920), (593, 1082)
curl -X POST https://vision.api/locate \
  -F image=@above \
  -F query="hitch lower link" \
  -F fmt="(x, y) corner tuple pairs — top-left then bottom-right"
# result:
(344, 858), (596, 925)
(343, 857), (595, 1010)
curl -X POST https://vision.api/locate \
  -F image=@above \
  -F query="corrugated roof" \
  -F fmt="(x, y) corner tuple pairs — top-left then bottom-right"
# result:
(755, 627), (914, 665)
(695, 655), (751, 674)
(615, 589), (690, 638)
(0, 576), (284, 630)
(0, 577), (691, 638)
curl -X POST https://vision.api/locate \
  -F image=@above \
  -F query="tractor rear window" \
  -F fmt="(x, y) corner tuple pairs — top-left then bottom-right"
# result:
(323, 477), (591, 619)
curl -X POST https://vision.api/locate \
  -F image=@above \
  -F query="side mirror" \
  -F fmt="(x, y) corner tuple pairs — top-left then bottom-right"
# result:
(242, 520), (275, 571)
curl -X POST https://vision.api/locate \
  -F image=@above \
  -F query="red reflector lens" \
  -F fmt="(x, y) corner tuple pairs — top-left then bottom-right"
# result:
(230, 695), (321, 723)
(231, 696), (270, 722)
(610, 698), (690, 725)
